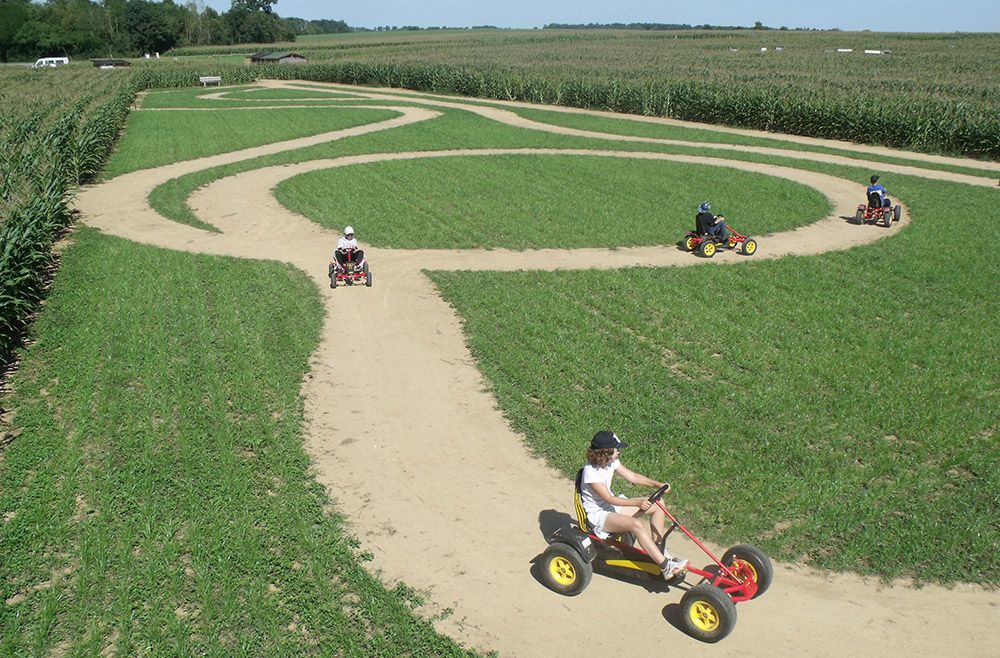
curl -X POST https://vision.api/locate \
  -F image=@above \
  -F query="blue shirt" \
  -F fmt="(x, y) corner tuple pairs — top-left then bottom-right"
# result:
(867, 183), (887, 200)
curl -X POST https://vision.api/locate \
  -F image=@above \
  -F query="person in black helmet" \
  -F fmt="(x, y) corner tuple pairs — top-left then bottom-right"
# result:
(579, 430), (690, 579)
(695, 201), (731, 243)
(866, 175), (892, 209)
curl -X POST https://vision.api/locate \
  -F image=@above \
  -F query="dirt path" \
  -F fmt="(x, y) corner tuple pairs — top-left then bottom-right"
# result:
(74, 82), (997, 658)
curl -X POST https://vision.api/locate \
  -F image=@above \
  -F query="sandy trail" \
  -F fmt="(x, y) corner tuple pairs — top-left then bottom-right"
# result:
(74, 81), (997, 658)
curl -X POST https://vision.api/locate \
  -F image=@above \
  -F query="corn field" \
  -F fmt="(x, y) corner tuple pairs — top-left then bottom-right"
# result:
(0, 68), (137, 369)
(170, 29), (1000, 159)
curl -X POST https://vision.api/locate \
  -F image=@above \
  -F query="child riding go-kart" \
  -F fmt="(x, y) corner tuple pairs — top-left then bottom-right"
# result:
(683, 203), (758, 258)
(853, 193), (902, 228)
(328, 247), (371, 288)
(853, 174), (902, 228)
(539, 471), (773, 643)
(328, 225), (372, 289)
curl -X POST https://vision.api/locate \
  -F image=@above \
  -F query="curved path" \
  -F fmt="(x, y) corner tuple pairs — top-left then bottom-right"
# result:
(75, 81), (995, 658)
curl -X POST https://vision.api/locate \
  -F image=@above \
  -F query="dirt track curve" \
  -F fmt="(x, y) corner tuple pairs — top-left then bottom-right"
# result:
(75, 81), (998, 658)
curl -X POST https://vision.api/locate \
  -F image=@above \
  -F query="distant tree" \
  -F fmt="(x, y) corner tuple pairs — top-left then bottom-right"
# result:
(102, 0), (130, 54)
(123, 0), (179, 54)
(312, 18), (349, 33)
(33, 0), (106, 57)
(0, 0), (32, 62)
(282, 18), (349, 35)
(231, 0), (277, 13)
(223, 7), (292, 43)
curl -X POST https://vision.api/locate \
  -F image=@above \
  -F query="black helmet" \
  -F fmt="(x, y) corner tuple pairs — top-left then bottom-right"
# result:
(870, 175), (880, 185)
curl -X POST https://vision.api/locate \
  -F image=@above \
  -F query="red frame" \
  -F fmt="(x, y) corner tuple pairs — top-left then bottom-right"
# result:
(856, 203), (893, 222)
(582, 499), (759, 603)
(684, 227), (750, 252)
(332, 248), (367, 284)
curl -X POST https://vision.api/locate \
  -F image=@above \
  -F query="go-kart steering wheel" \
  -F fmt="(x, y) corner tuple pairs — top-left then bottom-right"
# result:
(647, 482), (671, 504)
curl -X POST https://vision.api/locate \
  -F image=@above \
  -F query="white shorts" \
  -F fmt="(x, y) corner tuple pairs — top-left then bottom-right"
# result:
(586, 506), (622, 539)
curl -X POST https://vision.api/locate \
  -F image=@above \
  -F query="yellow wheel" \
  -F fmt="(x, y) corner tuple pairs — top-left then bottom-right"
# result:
(680, 583), (737, 643)
(699, 241), (716, 258)
(742, 238), (758, 256)
(685, 235), (697, 251)
(540, 544), (592, 596)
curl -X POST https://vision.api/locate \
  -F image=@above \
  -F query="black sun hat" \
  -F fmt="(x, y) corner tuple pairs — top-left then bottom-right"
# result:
(591, 430), (629, 450)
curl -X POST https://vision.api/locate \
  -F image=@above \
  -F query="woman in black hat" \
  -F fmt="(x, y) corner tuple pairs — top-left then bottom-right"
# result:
(579, 430), (689, 578)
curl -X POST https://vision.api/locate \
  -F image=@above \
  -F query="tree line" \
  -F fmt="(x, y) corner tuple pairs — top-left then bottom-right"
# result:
(0, 0), (350, 63)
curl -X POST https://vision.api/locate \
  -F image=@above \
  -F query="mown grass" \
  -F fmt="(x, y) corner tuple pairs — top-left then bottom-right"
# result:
(139, 86), (370, 109)
(4, 77), (993, 658)
(428, 174), (1000, 585)
(274, 153), (828, 248)
(115, 84), (996, 583)
(509, 107), (1000, 180)
(104, 105), (401, 177)
(0, 228), (476, 656)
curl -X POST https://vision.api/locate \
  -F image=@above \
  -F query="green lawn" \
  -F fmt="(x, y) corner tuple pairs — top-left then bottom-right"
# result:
(0, 229), (476, 656)
(428, 173), (1000, 584)
(275, 153), (828, 249)
(3, 77), (997, 654)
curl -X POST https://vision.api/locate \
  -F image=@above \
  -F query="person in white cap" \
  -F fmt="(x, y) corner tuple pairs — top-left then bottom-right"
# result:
(579, 429), (689, 578)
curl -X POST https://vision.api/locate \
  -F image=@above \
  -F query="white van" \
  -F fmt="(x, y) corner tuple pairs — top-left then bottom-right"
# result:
(33, 57), (69, 68)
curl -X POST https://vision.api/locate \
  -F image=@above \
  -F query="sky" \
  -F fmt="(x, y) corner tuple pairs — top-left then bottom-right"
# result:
(197, 0), (1000, 32)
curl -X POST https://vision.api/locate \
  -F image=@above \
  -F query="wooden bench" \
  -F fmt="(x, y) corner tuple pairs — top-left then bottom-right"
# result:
(199, 75), (222, 87)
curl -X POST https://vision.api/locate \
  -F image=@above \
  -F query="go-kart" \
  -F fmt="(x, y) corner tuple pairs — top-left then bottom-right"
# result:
(328, 247), (371, 288)
(683, 226), (758, 258)
(539, 470), (773, 643)
(853, 192), (901, 228)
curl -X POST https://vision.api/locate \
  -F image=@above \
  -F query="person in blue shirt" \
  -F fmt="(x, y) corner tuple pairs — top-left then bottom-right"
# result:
(695, 201), (731, 242)
(866, 175), (892, 208)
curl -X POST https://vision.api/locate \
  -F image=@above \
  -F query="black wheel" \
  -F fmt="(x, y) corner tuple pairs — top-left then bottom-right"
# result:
(540, 543), (592, 596)
(893, 205), (902, 222)
(364, 263), (372, 287)
(853, 208), (864, 225)
(721, 543), (773, 599)
(741, 237), (758, 256)
(679, 583), (737, 643)
(883, 211), (892, 228)
(699, 240), (716, 258)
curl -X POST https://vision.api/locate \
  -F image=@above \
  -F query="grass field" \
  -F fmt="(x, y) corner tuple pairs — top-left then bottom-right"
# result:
(274, 154), (828, 249)
(429, 172), (1000, 584)
(0, 229), (475, 656)
(2, 75), (998, 654)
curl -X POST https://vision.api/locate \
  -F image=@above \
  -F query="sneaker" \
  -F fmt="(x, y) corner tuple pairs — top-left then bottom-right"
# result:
(661, 557), (690, 577)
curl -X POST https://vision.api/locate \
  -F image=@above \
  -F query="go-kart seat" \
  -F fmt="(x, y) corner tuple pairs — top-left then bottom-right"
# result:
(574, 468), (637, 547)
(868, 191), (884, 208)
(573, 469), (594, 532)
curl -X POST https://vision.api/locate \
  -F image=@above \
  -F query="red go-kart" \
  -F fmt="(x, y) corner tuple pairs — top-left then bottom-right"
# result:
(683, 226), (758, 258)
(853, 192), (902, 228)
(539, 472), (773, 643)
(328, 247), (372, 288)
